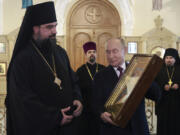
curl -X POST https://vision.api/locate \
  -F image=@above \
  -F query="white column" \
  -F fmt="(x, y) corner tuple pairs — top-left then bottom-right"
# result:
(0, 0), (3, 34)
(111, 0), (134, 36)
(55, 0), (73, 36)
(141, 38), (147, 53)
(172, 36), (178, 48)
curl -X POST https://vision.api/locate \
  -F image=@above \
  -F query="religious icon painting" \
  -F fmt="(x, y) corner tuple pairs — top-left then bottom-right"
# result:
(0, 62), (6, 76)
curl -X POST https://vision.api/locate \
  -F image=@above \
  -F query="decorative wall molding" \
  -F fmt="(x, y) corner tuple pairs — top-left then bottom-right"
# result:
(0, 108), (6, 135)
(145, 99), (157, 134)
(142, 16), (178, 54)
(55, 0), (134, 36)
(0, 0), (3, 34)
(0, 94), (6, 135)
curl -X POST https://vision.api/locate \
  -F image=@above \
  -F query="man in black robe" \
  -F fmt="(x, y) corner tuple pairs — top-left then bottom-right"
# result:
(91, 38), (160, 135)
(5, 2), (83, 135)
(76, 41), (105, 135)
(155, 48), (180, 135)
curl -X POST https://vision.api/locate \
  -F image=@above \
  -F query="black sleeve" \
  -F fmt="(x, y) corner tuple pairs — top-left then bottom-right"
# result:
(91, 74), (105, 117)
(70, 69), (82, 101)
(145, 81), (161, 102)
(8, 52), (63, 134)
(62, 48), (82, 102)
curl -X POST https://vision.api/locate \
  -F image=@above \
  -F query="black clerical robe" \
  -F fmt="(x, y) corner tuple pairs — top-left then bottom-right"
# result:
(76, 62), (105, 135)
(76, 63), (105, 112)
(6, 40), (81, 135)
(155, 65), (180, 135)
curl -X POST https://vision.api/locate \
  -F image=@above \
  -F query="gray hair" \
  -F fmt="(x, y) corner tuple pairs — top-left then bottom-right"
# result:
(105, 37), (126, 49)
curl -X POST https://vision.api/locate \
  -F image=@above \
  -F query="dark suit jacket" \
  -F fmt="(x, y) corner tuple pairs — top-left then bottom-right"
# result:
(91, 65), (160, 135)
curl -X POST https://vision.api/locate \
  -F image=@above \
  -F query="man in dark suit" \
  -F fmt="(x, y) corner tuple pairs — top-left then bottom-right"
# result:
(91, 37), (160, 135)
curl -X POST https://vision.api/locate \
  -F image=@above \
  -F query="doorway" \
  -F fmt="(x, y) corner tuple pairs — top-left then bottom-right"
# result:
(66, 0), (121, 70)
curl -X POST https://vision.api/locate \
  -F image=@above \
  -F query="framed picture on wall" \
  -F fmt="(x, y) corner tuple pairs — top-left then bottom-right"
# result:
(0, 62), (7, 76)
(0, 43), (6, 53)
(127, 42), (137, 54)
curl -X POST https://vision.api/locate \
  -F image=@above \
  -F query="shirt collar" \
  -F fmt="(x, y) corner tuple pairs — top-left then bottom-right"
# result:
(113, 62), (126, 72)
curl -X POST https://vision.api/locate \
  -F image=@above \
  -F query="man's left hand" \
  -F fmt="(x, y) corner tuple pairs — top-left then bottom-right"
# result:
(172, 83), (179, 90)
(73, 100), (83, 117)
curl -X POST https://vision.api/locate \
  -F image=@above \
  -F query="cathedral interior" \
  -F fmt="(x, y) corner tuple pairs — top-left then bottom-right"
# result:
(0, 0), (180, 134)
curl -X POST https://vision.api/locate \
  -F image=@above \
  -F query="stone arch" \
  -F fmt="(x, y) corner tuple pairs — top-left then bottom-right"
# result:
(55, 0), (134, 36)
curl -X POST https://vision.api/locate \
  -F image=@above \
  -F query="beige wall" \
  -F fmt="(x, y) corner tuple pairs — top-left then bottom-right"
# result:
(3, 0), (53, 35)
(2, 0), (180, 36)
(3, 0), (25, 34)
(133, 0), (180, 36)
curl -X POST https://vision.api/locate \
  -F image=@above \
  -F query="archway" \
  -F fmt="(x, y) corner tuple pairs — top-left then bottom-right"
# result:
(66, 0), (121, 70)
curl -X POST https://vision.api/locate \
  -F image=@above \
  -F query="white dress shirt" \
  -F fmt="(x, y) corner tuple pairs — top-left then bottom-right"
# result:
(113, 62), (126, 77)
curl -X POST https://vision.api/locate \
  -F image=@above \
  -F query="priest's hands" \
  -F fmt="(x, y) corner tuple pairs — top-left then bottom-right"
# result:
(100, 112), (118, 126)
(72, 100), (83, 117)
(60, 106), (73, 125)
(172, 83), (179, 90)
(164, 84), (170, 91)
(164, 83), (179, 91)
(60, 100), (83, 126)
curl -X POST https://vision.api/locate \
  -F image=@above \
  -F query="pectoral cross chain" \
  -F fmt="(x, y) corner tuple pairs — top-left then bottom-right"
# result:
(168, 79), (173, 87)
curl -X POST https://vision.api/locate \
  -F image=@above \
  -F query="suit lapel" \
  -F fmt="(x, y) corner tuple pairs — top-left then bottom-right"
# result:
(103, 66), (119, 99)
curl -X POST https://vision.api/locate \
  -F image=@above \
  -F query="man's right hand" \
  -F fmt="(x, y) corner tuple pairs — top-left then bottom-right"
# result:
(60, 106), (74, 126)
(164, 84), (170, 91)
(172, 83), (179, 90)
(100, 112), (118, 126)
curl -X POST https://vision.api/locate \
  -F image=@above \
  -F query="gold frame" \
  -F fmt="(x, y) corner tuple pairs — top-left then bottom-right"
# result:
(0, 62), (7, 76)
